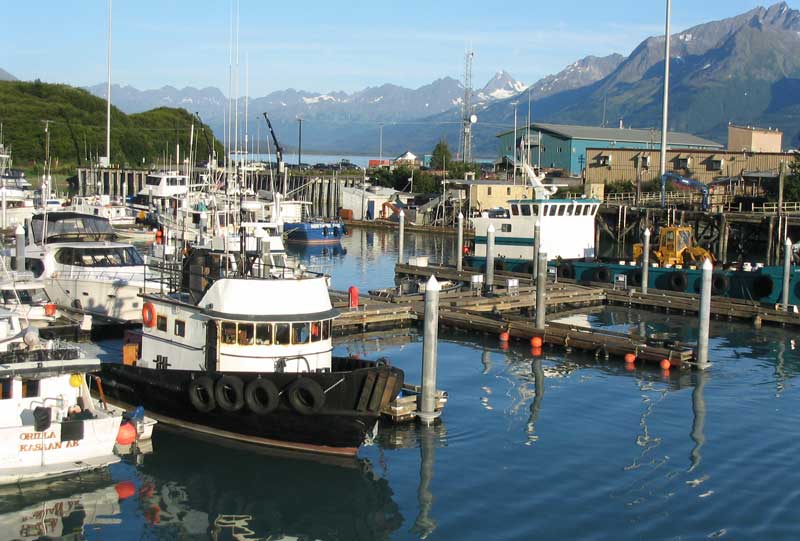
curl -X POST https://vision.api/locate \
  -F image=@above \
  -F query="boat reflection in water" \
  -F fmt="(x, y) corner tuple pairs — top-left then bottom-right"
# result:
(0, 470), (121, 541)
(136, 429), (403, 540)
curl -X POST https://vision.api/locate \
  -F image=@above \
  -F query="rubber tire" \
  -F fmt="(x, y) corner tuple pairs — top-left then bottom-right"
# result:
(188, 376), (216, 413)
(215, 375), (245, 412)
(557, 263), (574, 279)
(669, 271), (688, 292)
(494, 259), (505, 271)
(711, 273), (730, 295)
(286, 378), (325, 415)
(592, 266), (611, 283)
(244, 378), (280, 415)
(752, 275), (774, 299)
(629, 270), (643, 287)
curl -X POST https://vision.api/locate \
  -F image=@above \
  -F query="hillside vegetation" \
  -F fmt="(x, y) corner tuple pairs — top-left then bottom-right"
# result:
(0, 80), (223, 170)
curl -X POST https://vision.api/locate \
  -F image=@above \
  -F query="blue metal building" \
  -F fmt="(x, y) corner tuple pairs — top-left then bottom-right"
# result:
(497, 123), (724, 177)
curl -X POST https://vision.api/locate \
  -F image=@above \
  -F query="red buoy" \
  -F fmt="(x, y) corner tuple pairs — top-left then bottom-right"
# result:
(660, 359), (671, 370)
(463, 245), (470, 255)
(348, 286), (359, 309)
(624, 353), (636, 364)
(530, 336), (543, 348)
(499, 331), (510, 342)
(499, 342), (509, 351)
(116, 422), (137, 446)
(115, 481), (136, 500)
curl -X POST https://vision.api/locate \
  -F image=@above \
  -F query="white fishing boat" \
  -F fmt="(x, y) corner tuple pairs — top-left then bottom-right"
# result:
(0, 272), (60, 327)
(23, 212), (162, 322)
(0, 310), (124, 485)
(67, 194), (137, 226)
(0, 145), (36, 229)
(129, 171), (190, 214)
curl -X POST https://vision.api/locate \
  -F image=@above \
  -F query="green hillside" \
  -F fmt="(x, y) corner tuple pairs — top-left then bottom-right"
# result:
(0, 80), (224, 170)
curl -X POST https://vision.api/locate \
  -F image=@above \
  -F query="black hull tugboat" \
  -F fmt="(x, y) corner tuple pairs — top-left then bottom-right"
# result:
(101, 249), (404, 456)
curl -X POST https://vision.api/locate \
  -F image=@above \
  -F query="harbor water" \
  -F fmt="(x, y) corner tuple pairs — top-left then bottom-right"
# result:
(1, 229), (799, 540)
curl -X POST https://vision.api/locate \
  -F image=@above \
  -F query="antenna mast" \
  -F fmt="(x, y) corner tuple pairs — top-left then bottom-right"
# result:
(459, 49), (474, 163)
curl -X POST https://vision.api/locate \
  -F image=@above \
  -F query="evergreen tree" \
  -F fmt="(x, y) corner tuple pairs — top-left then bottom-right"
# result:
(430, 139), (452, 171)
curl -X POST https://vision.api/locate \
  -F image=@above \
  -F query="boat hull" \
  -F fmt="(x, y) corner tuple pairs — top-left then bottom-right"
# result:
(99, 359), (404, 456)
(284, 222), (345, 244)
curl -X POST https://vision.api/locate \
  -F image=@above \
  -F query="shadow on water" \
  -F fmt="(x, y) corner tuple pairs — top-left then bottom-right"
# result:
(133, 428), (404, 540)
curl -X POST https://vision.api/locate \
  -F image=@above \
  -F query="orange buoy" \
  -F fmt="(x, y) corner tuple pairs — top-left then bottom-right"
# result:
(116, 422), (137, 445)
(660, 359), (671, 370)
(530, 347), (542, 357)
(530, 336), (543, 348)
(499, 331), (510, 342)
(141, 302), (157, 328)
(624, 353), (636, 364)
(115, 481), (136, 500)
(462, 245), (470, 255)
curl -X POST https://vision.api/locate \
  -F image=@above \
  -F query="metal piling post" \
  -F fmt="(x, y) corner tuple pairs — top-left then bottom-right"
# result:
(485, 224), (495, 294)
(642, 228), (651, 295)
(15, 225), (25, 273)
(398, 210), (405, 265)
(697, 258), (712, 370)
(782, 237), (792, 311)
(533, 222), (541, 283)
(535, 252), (547, 330)
(456, 212), (463, 272)
(418, 275), (441, 425)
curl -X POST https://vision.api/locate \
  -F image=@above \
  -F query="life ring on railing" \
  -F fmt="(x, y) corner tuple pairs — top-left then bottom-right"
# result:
(215, 375), (245, 412)
(286, 378), (325, 415)
(141, 302), (157, 327)
(711, 273), (730, 295)
(669, 271), (688, 292)
(188, 376), (216, 412)
(244, 378), (280, 415)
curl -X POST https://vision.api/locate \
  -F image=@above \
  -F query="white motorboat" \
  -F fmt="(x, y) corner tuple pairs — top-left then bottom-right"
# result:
(0, 272), (60, 327)
(67, 194), (137, 226)
(23, 212), (162, 322)
(0, 309), (125, 485)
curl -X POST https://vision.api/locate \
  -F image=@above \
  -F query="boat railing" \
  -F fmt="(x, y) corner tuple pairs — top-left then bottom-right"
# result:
(54, 268), (153, 284)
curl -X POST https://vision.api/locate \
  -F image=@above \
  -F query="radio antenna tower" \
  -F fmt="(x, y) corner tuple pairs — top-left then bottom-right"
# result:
(459, 49), (475, 163)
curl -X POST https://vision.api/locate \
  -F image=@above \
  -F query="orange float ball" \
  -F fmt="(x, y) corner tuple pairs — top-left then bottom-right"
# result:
(659, 359), (671, 370)
(115, 481), (136, 500)
(530, 347), (543, 357)
(499, 331), (510, 342)
(624, 353), (636, 364)
(530, 336), (543, 348)
(116, 422), (137, 446)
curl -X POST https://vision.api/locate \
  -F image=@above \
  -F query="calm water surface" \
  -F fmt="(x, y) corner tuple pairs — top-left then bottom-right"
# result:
(2, 229), (799, 540)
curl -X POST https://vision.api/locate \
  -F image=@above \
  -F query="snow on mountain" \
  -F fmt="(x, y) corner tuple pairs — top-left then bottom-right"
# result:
(476, 71), (526, 101)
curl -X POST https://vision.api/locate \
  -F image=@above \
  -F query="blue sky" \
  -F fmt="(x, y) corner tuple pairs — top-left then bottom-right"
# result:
(1, 0), (788, 95)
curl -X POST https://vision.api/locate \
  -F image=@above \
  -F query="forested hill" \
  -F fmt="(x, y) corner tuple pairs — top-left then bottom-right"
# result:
(0, 80), (223, 168)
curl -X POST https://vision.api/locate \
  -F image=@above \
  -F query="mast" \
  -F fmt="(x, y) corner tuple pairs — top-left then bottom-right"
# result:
(104, 0), (113, 167)
(659, 0), (672, 177)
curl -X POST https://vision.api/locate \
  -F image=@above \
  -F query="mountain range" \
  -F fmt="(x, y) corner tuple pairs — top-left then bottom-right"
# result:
(0, 68), (16, 82)
(9, 2), (800, 158)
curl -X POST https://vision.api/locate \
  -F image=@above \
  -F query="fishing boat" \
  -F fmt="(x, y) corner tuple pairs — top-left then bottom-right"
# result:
(23, 212), (161, 322)
(284, 219), (347, 244)
(100, 244), (405, 456)
(67, 194), (137, 226)
(0, 309), (125, 485)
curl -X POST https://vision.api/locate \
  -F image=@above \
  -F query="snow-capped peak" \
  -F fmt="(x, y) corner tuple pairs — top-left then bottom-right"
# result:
(477, 71), (526, 101)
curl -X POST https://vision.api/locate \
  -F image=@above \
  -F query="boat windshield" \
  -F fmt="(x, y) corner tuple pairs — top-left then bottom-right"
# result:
(145, 176), (163, 186)
(55, 246), (145, 267)
(2, 288), (49, 304)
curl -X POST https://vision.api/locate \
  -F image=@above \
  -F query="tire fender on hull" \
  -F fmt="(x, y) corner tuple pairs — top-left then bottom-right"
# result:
(215, 375), (245, 412)
(245, 378), (280, 415)
(286, 378), (325, 415)
(188, 376), (216, 413)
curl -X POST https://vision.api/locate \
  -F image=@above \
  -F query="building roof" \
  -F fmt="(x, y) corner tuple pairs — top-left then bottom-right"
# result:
(498, 122), (724, 149)
(395, 150), (417, 161)
(729, 124), (783, 134)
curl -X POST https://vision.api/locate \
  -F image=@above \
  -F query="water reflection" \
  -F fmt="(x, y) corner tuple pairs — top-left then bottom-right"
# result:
(136, 430), (403, 540)
(0, 471), (119, 541)
(690, 370), (708, 472)
(526, 359), (545, 445)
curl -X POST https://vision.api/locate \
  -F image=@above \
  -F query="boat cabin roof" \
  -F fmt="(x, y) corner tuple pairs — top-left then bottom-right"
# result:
(30, 212), (116, 243)
(508, 198), (601, 205)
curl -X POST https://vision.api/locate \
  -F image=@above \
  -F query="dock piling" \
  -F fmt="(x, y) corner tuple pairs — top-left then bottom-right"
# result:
(642, 228), (651, 295)
(782, 237), (792, 311)
(697, 258), (712, 370)
(535, 252), (547, 330)
(15, 225), (25, 273)
(418, 275), (441, 425)
(398, 210), (406, 265)
(485, 224), (496, 294)
(533, 223), (541, 282)
(456, 212), (464, 272)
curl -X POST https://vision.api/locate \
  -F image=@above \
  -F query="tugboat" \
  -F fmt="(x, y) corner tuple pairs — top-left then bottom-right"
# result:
(0, 309), (125, 485)
(100, 244), (405, 456)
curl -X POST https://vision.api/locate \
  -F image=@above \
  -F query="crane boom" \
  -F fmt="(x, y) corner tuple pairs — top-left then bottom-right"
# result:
(521, 162), (558, 200)
(262, 112), (285, 174)
(661, 172), (709, 211)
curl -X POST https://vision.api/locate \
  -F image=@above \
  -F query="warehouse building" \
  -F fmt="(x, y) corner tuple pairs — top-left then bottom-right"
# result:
(497, 123), (724, 177)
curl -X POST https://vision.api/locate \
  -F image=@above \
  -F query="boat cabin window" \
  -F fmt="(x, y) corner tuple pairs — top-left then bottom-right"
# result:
(256, 323), (272, 345)
(532, 205), (539, 216)
(310, 322), (322, 342)
(174, 319), (185, 337)
(511, 204), (519, 216)
(156, 315), (167, 332)
(238, 323), (254, 345)
(222, 322), (237, 344)
(0, 377), (11, 399)
(275, 323), (291, 345)
(520, 205), (531, 216)
(549, 205), (558, 216)
(56, 247), (144, 267)
(501, 224), (512, 233)
(323, 320), (331, 340)
(145, 176), (162, 186)
(558, 206), (567, 216)
(292, 322), (310, 345)
(21, 378), (40, 398)
(2, 288), (49, 304)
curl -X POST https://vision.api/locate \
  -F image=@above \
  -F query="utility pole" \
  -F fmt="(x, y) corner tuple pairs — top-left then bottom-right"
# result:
(379, 123), (383, 163)
(659, 0), (672, 177)
(297, 116), (303, 167)
(460, 49), (475, 163)
(104, 0), (113, 167)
